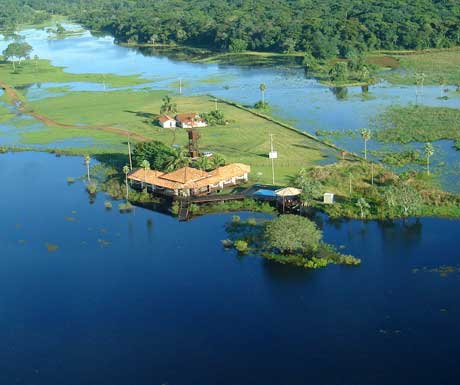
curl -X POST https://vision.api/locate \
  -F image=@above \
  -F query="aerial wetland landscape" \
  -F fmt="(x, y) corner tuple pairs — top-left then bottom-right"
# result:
(2, 1), (460, 384)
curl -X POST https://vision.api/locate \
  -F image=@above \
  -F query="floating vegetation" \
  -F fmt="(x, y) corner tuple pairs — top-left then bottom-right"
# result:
(315, 129), (357, 138)
(104, 200), (113, 210)
(370, 150), (423, 166)
(46, 243), (59, 252)
(17, 239), (27, 244)
(67, 177), (75, 184)
(118, 202), (133, 213)
(221, 239), (233, 248)
(412, 265), (460, 277)
(97, 239), (111, 247)
(86, 182), (97, 195)
(65, 216), (76, 222)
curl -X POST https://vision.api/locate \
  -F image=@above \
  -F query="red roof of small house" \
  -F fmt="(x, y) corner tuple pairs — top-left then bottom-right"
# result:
(175, 113), (198, 122)
(158, 114), (174, 123)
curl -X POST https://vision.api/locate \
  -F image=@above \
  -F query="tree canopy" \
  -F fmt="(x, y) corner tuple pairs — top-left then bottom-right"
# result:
(4, 0), (460, 59)
(264, 215), (322, 255)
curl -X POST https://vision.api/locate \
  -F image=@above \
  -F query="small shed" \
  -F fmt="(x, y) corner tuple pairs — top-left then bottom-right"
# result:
(158, 115), (176, 129)
(323, 192), (335, 204)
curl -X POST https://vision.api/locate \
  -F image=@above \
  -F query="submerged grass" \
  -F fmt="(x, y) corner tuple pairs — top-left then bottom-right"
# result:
(374, 105), (460, 143)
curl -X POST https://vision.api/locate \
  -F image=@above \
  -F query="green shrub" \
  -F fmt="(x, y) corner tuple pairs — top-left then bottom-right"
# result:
(234, 239), (249, 254)
(118, 202), (133, 213)
(86, 182), (97, 195)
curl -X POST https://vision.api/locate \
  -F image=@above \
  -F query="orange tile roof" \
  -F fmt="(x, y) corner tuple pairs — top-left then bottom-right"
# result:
(160, 166), (209, 184)
(128, 163), (251, 191)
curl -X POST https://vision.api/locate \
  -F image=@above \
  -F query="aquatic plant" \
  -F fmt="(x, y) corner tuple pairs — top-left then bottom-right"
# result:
(86, 182), (97, 195)
(104, 200), (113, 210)
(234, 240), (249, 254)
(118, 202), (133, 213)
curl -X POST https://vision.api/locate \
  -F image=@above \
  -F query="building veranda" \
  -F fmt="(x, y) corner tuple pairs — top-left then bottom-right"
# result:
(128, 163), (251, 197)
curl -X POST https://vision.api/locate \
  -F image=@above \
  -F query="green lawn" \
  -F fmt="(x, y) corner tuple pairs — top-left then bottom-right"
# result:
(0, 104), (15, 123)
(25, 90), (337, 184)
(0, 59), (147, 87)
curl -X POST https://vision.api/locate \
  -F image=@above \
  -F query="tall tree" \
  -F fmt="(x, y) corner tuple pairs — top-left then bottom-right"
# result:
(140, 159), (150, 190)
(259, 83), (267, 105)
(84, 155), (91, 182)
(360, 128), (371, 160)
(160, 95), (177, 115)
(123, 165), (130, 200)
(165, 148), (190, 172)
(2, 42), (32, 71)
(424, 142), (434, 175)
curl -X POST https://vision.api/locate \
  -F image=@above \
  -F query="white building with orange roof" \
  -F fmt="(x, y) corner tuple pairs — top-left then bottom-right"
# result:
(128, 163), (250, 197)
(158, 114), (176, 129)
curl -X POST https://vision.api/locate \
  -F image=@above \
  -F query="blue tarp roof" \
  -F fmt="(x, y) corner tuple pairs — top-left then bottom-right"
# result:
(253, 189), (277, 198)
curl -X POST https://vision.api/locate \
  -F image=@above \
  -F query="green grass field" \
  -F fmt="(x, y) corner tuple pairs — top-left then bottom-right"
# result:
(24, 89), (336, 184)
(0, 59), (147, 87)
(377, 49), (460, 85)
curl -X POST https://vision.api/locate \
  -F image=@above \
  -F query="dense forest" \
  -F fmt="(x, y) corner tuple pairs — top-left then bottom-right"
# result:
(3, 0), (460, 58)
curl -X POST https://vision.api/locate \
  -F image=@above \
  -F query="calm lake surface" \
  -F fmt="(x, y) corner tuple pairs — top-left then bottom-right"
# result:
(1, 151), (460, 385)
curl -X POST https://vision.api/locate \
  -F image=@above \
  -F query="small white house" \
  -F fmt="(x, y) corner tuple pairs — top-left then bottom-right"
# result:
(323, 192), (335, 204)
(158, 115), (176, 129)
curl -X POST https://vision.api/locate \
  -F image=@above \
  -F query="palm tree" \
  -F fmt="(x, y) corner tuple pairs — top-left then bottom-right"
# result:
(259, 83), (267, 105)
(424, 142), (434, 175)
(84, 155), (91, 182)
(415, 72), (426, 104)
(360, 128), (371, 160)
(210, 153), (226, 169)
(160, 95), (178, 115)
(140, 159), (150, 190)
(165, 148), (190, 172)
(195, 156), (211, 171)
(123, 165), (130, 200)
(356, 197), (370, 219)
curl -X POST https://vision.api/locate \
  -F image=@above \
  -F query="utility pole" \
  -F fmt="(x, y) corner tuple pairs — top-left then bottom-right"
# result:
(215, 98), (218, 111)
(269, 133), (276, 185)
(179, 79), (182, 95)
(349, 173), (352, 196)
(371, 163), (374, 186)
(127, 133), (133, 170)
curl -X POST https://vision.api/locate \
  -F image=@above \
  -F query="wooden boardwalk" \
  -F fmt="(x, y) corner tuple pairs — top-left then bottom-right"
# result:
(188, 193), (247, 204)
(178, 201), (190, 221)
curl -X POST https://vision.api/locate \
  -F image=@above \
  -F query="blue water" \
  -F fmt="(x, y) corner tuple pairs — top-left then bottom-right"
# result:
(1, 151), (460, 384)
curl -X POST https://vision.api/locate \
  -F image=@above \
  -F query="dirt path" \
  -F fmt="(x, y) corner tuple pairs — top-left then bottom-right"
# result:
(0, 81), (149, 142)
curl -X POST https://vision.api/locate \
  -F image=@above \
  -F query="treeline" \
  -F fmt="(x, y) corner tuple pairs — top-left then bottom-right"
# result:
(0, 0), (51, 30)
(5, 0), (460, 59)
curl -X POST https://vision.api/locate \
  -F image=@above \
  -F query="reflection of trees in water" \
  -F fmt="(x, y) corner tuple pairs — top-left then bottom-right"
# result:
(331, 86), (348, 100)
(378, 218), (423, 251)
(261, 258), (316, 285)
